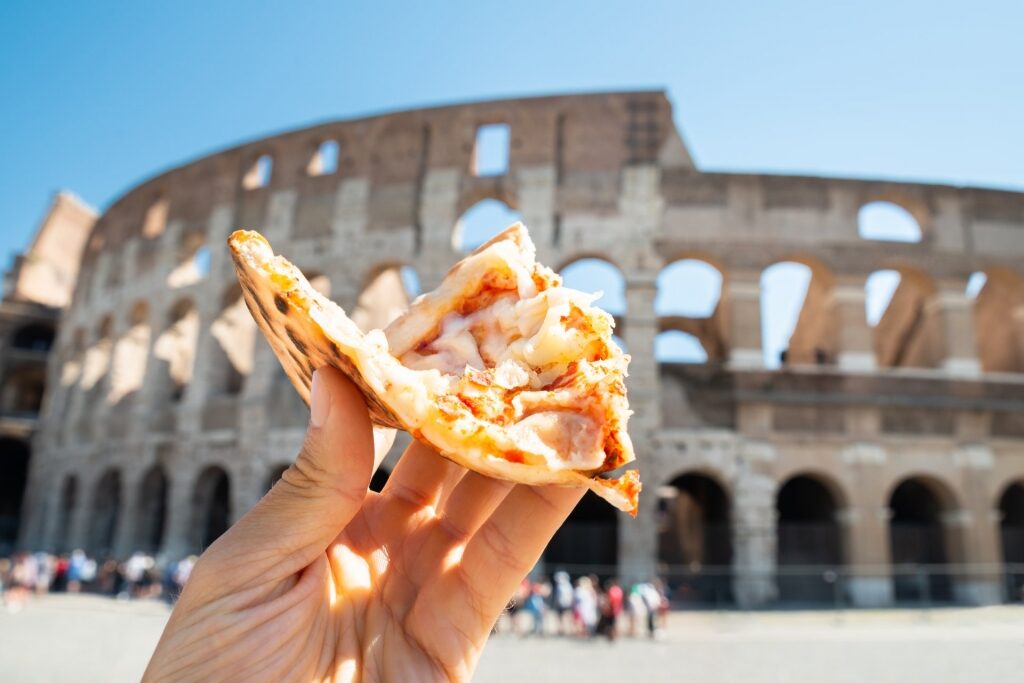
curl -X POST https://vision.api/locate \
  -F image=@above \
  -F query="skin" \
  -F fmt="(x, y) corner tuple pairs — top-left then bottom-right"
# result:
(143, 367), (585, 683)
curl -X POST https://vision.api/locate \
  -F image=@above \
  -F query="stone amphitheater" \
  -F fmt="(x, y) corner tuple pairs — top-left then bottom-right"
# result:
(10, 90), (1024, 608)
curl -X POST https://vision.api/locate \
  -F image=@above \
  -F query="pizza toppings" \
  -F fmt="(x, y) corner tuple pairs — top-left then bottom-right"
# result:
(228, 223), (640, 514)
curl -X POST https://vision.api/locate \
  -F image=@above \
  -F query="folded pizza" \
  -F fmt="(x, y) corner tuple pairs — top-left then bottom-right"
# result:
(228, 223), (640, 514)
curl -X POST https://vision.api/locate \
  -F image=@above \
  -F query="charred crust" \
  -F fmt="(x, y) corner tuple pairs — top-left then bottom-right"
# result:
(274, 294), (289, 314)
(285, 328), (308, 355)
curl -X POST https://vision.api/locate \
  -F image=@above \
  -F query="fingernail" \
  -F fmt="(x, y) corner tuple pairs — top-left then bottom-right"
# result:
(310, 370), (330, 428)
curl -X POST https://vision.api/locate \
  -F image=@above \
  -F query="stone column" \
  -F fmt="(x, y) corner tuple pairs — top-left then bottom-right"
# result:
(839, 444), (893, 606)
(161, 466), (197, 561)
(931, 278), (981, 377)
(952, 444), (1003, 604)
(113, 465), (144, 557)
(731, 469), (777, 607)
(332, 178), (370, 242)
(726, 271), (763, 370)
(418, 169), (460, 252)
(834, 277), (877, 371)
(618, 273), (660, 584)
(516, 165), (556, 255)
(68, 472), (97, 552)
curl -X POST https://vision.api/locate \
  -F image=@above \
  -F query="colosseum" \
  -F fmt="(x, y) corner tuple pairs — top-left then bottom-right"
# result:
(12, 90), (1024, 608)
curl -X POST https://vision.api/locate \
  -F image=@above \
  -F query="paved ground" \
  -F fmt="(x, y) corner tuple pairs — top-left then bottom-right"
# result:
(1, 595), (1023, 682)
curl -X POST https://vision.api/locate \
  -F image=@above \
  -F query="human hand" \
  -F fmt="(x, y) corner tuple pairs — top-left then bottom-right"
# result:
(143, 366), (585, 682)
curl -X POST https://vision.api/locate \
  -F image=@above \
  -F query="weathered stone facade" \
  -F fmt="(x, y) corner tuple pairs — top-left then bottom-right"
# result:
(15, 91), (1024, 607)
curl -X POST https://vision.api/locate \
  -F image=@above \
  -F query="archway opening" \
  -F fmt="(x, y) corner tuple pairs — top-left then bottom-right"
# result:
(889, 478), (956, 602)
(109, 301), (150, 406)
(0, 438), (30, 554)
(55, 475), (77, 553)
(0, 366), (45, 415)
(776, 475), (843, 603)
(452, 199), (523, 253)
(193, 466), (231, 551)
(971, 268), (1024, 373)
(89, 469), (122, 557)
(351, 266), (420, 333)
(153, 299), (199, 403)
(655, 330), (707, 363)
(761, 262), (830, 368)
(559, 258), (627, 318)
(867, 268), (939, 369)
(10, 323), (54, 352)
(136, 466), (168, 554)
(209, 285), (255, 396)
(858, 201), (922, 242)
(999, 483), (1024, 602)
(544, 492), (619, 579)
(657, 473), (732, 604)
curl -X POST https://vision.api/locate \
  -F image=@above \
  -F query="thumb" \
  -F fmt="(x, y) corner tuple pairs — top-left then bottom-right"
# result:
(207, 367), (376, 579)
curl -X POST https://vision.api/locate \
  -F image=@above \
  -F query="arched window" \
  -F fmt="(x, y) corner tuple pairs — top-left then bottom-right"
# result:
(655, 330), (707, 363)
(776, 474), (844, 603)
(352, 265), (421, 333)
(109, 301), (150, 405)
(473, 123), (511, 176)
(89, 469), (122, 555)
(657, 473), (732, 604)
(10, 323), (54, 352)
(888, 477), (961, 602)
(209, 285), (255, 396)
(243, 154), (273, 189)
(142, 196), (169, 239)
(452, 199), (523, 253)
(193, 466), (231, 551)
(308, 140), (339, 176)
(656, 260), (722, 317)
(136, 466), (168, 553)
(153, 299), (199, 402)
(858, 202), (922, 242)
(866, 268), (938, 369)
(559, 258), (627, 317)
(865, 270), (902, 327)
(167, 231), (209, 288)
(760, 262), (812, 368)
(971, 268), (1024, 372)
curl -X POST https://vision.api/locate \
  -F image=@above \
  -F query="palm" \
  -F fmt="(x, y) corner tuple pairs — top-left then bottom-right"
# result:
(146, 416), (583, 683)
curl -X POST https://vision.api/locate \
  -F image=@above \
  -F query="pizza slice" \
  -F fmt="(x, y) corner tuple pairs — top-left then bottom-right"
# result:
(228, 223), (640, 514)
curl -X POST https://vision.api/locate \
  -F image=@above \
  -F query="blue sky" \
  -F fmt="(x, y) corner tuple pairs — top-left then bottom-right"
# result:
(2, 1), (1021, 361)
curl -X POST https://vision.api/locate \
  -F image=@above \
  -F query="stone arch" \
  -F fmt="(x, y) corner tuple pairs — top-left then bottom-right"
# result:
(0, 364), (45, 415)
(192, 465), (232, 551)
(656, 257), (725, 361)
(89, 468), (122, 556)
(135, 465), (168, 554)
(657, 470), (733, 604)
(866, 265), (940, 369)
(307, 139), (339, 176)
(153, 298), (199, 402)
(997, 481), (1024, 601)
(10, 322), (54, 352)
(971, 267), (1024, 373)
(54, 474), (78, 553)
(452, 198), (523, 253)
(760, 257), (837, 368)
(142, 194), (169, 239)
(558, 256), (627, 319)
(242, 152), (274, 190)
(109, 300), (151, 406)
(775, 472), (846, 603)
(167, 229), (210, 288)
(0, 438), (30, 553)
(655, 330), (707, 363)
(858, 198), (925, 242)
(351, 263), (421, 333)
(887, 474), (963, 602)
(208, 284), (256, 396)
(79, 314), (115, 407)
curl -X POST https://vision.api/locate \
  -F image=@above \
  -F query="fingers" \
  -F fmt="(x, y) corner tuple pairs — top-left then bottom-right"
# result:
(407, 484), (585, 653)
(200, 368), (375, 586)
(382, 440), (464, 510)
(438, 473), (515, 543)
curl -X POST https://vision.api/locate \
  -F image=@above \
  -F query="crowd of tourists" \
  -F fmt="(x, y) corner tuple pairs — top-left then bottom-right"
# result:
(2, 551), (671, 637)
(0, 550), (198, 612)
(498, 571), (670, 639)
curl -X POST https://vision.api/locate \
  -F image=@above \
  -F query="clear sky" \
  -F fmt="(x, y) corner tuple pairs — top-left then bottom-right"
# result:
(1, 1), (1021, 361)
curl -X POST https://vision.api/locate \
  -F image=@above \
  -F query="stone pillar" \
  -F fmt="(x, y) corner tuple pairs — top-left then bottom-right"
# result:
(332, 178), (370, 242)
(418, 169), (460, 252)
(726, 271), (763, 370)
(263, 189), (298, 243)
(68, 473), (97, 552)
(618, 273), (660, 584)
(931, 278), (981, 377)
(516, 166), (556, 255)
(731, 469), (777, 607)
(839, 444), (893, 606)
(113, 466), (144, 557)
(951, 444), (1003, 604)
(834, 278), (877, 371)
(161, 466), (197, 561)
